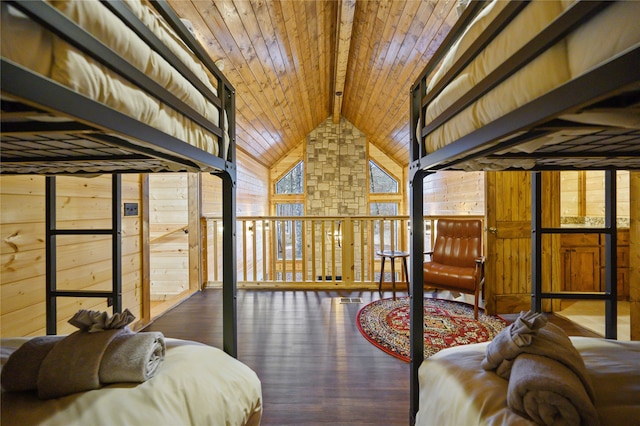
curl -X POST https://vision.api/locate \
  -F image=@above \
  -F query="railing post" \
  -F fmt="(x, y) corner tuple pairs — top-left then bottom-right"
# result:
(342, 217), (354, 284)
(201, 217), (208, 290)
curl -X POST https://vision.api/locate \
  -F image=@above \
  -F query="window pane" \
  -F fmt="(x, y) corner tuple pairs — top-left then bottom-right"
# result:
(275, 203), (303, 260)
(276, 161), (304, 194)
(370, 203), (399, 252)
(369, 161), (398, 193)
(370, 202), (398, 216)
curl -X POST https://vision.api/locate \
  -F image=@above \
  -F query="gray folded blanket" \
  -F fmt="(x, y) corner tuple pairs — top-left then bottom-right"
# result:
(508, 353), (599, 426)
(99, 330), (165, 383)
(482, 310), (598, 425)
(0, 335), (64, 392)
(1, 309), (165, 399)
(481, 310), (595, 402)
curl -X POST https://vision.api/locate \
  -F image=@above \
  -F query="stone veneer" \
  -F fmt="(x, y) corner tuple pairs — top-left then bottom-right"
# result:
(306, 117), (367, 281)
(306, 117), (367, 216)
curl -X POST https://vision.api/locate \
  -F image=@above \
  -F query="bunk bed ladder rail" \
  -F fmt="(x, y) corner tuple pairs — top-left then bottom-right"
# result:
(45, 174), (122, 335)
(531, 171), (617, 339)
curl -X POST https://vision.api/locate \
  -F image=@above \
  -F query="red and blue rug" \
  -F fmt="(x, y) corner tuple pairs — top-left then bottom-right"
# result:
(356, 297), (507, 362)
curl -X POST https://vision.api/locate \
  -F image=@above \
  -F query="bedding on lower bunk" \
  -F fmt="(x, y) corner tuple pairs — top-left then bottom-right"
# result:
(1, 0), (229, 164)
(415, 315), (640, 426)
(419, 0), (640, 159)
(1, 336), (262, 426)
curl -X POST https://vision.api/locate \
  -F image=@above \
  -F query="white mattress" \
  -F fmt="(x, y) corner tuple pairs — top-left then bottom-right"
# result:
(421, 0), (640, 157)
(415, 337), (640, 426)
(0, 0), (229, 165)
(1, 337), (262, 426)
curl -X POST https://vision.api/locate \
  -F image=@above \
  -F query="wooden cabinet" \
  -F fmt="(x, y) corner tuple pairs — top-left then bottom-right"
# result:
(561, 234), (600, 292)
(560, 230), (630, 299)
(605, 230), (630, 299)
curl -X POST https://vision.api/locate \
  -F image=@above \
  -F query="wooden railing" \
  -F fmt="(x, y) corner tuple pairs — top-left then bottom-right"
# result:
(202, 215), (484, 288)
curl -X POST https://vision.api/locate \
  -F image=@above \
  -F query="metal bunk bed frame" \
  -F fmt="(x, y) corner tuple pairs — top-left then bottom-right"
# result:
(408, 1), (640, 423)
(1, 0), (239, 357)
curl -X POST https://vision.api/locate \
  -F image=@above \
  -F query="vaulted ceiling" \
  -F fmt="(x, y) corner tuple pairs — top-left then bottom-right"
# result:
(167, 0), (460, 168)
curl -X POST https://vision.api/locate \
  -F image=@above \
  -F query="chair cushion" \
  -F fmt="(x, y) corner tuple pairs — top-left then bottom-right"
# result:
(423, 261), (477, 292)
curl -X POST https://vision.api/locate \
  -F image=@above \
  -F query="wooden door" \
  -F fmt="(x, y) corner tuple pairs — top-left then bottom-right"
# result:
(485, 171), (561, 314)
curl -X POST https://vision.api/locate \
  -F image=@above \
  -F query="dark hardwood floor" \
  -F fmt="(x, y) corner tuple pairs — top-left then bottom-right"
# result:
(143, 289), (600, 425)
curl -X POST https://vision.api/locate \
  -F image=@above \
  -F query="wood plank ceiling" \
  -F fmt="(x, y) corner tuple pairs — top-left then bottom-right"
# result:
(167, 0), (460, 168)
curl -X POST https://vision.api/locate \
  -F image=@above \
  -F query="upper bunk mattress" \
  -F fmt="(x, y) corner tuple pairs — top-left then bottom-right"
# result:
(1, 0), (229, 169)
(420, 0), (640, 162)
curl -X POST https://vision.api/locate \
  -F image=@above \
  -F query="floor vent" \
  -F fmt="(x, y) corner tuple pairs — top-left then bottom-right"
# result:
(338, 297), (363, 304)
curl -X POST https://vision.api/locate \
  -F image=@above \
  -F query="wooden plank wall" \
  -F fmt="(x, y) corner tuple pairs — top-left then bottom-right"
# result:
(1, 174), (143, 337)
(149, 174), (191, 301)
(270, 143), (304, 185)
(423, 171), (485, 215)
(560, 171), (630, 219)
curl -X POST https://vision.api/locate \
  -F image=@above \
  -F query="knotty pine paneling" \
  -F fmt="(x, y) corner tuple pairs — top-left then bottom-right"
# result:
(166, 0), (458, 168)
(345, 0), (458, 163)
(270, 143), (304, 185)
(202, 150), (269, 217)
(423, 171), (484, 216)
(237, 151), (270, 216)
(561, 171), (630, 219)
(0, 174), (143, 337)
(201, 173), (222, 217)
(148, 174), (190, 302)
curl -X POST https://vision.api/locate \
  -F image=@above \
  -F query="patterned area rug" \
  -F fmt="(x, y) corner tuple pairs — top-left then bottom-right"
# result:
(356, 297), (507, 362)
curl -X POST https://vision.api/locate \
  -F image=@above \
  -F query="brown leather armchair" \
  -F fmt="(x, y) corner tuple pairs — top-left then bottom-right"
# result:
(423, 219), (485, 319)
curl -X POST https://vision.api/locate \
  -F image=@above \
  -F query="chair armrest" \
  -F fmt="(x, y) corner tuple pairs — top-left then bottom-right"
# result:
(424, 251), (434, 260)
(474, 256), (486, 283)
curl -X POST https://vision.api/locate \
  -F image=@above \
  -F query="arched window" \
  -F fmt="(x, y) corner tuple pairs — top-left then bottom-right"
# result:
(369, 160), (398, 193)
(275, 161), (304, 194)
(369, 160), (400, 252)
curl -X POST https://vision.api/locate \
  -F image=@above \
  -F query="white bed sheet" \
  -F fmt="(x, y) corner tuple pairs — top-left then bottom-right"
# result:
(0, 0), (229, 166)
(415, 337), (640, 426)
(421, 0), (640, 157)
(1, 337), (262, 426)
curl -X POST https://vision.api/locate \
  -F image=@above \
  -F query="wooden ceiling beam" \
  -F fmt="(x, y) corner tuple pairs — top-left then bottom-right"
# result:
(332, 0), (356, 124)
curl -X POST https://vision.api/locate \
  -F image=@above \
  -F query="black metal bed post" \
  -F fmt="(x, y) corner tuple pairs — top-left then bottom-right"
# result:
(111, 173), (123, 315)
(217, 78), (237, 358)
(45, 177), (57, 335)
(409, 167), (427, 425)
(219, 74), (238, 358)
(220, 169), (237, 358)
(604, 170), (617, 339)
(531, 171), (543, 312)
